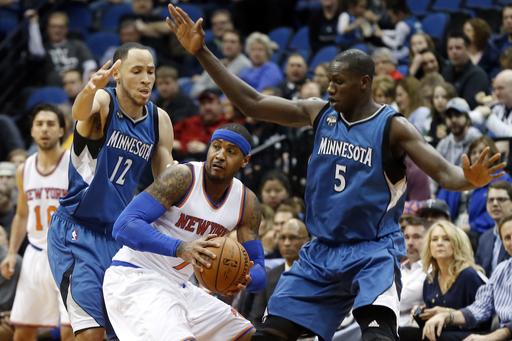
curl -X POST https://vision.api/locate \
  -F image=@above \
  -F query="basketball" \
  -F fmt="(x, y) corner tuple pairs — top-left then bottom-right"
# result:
(195, 236), (250, 295)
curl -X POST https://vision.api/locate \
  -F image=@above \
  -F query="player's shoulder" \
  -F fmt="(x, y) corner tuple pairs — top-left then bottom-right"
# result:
(156, 106), (172, 126)
(158, 163), (193, 186)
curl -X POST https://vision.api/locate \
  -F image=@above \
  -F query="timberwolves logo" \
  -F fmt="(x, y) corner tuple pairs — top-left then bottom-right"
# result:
(326, 115), (337, 126)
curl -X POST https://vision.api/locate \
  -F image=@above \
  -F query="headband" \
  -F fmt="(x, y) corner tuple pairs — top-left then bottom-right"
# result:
(211, 129), (251, 156)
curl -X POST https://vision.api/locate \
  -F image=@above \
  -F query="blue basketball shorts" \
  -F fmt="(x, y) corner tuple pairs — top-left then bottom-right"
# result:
(267, 231), (405, 341)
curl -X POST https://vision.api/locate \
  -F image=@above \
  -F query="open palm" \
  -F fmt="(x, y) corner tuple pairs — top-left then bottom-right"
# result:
(462, 147), (506, 187)
(166, 4), (205, 55)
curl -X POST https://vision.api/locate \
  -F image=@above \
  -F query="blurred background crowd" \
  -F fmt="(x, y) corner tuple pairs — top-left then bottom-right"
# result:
(1, 0), (512, 340)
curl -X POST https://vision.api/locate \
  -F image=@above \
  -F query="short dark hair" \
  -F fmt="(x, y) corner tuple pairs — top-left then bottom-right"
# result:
(403, 216), (427, 229)
(218, 123), (253, 147)
(31, 103), (66, 129)
(447, 31), (470, 46)
(498, 213), (512, 239)
(334, 49), (375, 79)
(113, 42), (152, 63)
(489, 181), (512, 201)
(63, 68), (83, 80)
(259, 170), (291, 197)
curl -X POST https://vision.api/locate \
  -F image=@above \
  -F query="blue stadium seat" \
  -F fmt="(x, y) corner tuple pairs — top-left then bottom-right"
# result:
(309, 45), (338, 70)
(465, 0), (498, 9)
(65, 3), (92, 37)
(269, 27), (293, 65)
(421, 13), (449, 43)
(289, 26), (309, 51)
(406, 0), (431, 17)
(100, 3), (133, 31)
(431, 0), (461, 12)
(0, 8), (19, 35)
(86, 32), (120, 63)
(26, 87), (69, 110)
(350, 43), (371, 54)
(163, 3), (204, 22)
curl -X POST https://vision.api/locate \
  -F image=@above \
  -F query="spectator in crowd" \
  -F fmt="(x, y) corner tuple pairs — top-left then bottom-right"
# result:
(373, 0), (418, 61)
(312, 63), (330, 99)
(372, 75), (396, 106)
(476, 181), (512, 276)
(298, 81), (321, 100)
(221, 96), (245, 124)
(207, 9), (235, 58)
(405, 157), (431, 201)
(239, 32), (283, 92)
(173, 89), (228, 157)
(493, 5), (512, 53)
(61, 69), (83, 103)
(259, 204), (277, 257)
(463, 18), (499, 76)
(372, 47), (404, 81)
(248, 218), (309, 327)
(259, 170), (291, 211)
(308, 0), (341, 53)
(423, 213), (512, 341)
(408, 33), (436, 79)
(273, 205), (296, 236)
(395, 77), (430, 135)
(442, 32), (490, 109)
(192, 30), (251, 98)
(0, 163), (16, 197)
(0, 116), (24, 162)
(278, 54), (308, 100)
(419, 48), (445, 77)
(436, 97), (481, 166)
(0, 183), (15, 238)
(499, 46), (512, 70)
(418, 73), (444, 113)
(468, 138), (512, 239)
(100, 19), (157, 66)
(336, 0), (368, 48)
(27, 10), (97, 86)
(426, 82), (456, 147)
(7, 150), (27, 170)
(0, 225), (21, 312)
(398, 217), (427, 330)
(155, 65), (197, 124)
(410, 221), (488, 340)
(416, 199), (451, 223)
(470, 70), (512, 137)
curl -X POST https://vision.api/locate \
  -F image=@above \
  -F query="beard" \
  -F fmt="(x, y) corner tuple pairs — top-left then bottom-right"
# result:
(37, 139), (59, 151)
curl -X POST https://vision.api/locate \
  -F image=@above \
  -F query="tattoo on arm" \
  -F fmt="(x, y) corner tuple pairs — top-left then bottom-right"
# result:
(145, 164), (192, 209)
(238, 190), (262, 243)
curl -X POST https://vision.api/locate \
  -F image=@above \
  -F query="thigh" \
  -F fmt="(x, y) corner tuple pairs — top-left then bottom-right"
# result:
(187, 285), (253, 341)
(103, 266), (195, 341)
(10, 246), (61, 326)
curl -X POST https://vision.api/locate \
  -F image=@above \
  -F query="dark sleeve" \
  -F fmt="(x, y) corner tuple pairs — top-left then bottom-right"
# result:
(0, 115), (25, 161)
(459, 268), (485, 308)
(423, 278), (434, 308)
(462, 69), (490, 108)
(247, 287), (268, 326)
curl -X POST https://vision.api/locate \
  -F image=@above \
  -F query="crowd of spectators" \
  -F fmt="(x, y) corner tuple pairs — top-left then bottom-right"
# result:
(1, 0), (512, 340)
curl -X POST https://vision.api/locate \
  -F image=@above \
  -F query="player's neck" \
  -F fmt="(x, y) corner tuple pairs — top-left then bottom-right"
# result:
(116, 88), (145, 119)
(342, 98), (380, 122)
(37, 146), (64, 171)
(203, 176), (232, 203)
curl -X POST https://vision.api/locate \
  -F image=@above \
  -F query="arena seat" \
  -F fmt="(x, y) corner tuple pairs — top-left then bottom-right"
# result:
(100, 3), (133, 31)
(25, 87), (69, 110)
(309, 45), (338, 71)
(86, 32), (120, 63)
(65, 3), (92, 37)
(421, 13), (450, 43)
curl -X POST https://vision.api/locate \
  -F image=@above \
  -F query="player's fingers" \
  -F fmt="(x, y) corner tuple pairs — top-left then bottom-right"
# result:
(477, 147), (490, 165)
(197, 246), (216, 260)
(487, 152), (501, 165)
(461, 154), (470, 170)
(193, 18), (205, 35)
(176, 6), (194, 25)
(204, 234), (218, 241)
(489, 162), (507, 174)
(169, 4), (184, 25)
(99, 59), (112, 70)
(107, 59), (121, 74)
(166, 17), (177, 33)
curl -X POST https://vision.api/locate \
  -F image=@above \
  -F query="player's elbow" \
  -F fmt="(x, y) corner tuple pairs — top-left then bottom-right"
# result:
(112, 214), (133, 244)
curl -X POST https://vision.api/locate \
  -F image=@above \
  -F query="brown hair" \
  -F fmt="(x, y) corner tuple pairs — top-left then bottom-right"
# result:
(156, 65), (178, 80)
(498, 213), (512, 240)
(466, 18), (492, 51)
(396, 77), (423, 116)
(373, 75), (396, 100)
(468, 136), (499, 159)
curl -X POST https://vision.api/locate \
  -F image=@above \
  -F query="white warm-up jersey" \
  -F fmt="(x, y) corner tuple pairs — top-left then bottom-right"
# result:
(23, 151), (69, 250)
(113, 161), (247, 282)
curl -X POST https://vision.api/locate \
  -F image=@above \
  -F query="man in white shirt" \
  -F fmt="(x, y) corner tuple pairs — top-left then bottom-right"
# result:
(399, 216), (427, 328)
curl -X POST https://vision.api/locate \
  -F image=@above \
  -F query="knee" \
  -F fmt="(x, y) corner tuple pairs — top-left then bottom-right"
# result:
(354, 305), (399, 341)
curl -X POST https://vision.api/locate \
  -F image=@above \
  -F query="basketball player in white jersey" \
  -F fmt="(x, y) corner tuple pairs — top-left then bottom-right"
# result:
(103, 123), (266, 341)
(0, 104), (73, 341)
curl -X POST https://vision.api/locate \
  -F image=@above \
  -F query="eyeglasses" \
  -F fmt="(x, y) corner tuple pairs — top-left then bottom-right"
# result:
(487, 197), (511, 203)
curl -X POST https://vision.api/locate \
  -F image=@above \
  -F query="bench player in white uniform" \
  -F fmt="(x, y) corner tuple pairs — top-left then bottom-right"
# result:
(0, 104), (73, 341)
(103, 123), (266, 341)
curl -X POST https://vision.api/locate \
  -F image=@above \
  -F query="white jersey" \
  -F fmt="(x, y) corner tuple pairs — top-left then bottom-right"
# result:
(24, 151), (69, 250)
(113, 161), (247, 283)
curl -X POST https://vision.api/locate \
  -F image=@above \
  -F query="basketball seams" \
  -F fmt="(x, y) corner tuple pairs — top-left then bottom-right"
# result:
(214, 237), (227, 292)
(224, 239), (242, 292)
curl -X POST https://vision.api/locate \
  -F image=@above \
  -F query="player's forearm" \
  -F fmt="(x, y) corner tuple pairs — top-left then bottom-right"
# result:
(195, 47), (265, 119)
(72, 87), (97, 121)
(7, 215), (28, 255)
(436, 164), (474, 191)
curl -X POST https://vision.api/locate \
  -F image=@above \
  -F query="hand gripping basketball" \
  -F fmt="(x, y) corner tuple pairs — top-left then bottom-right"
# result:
(176, 234), (220, 271)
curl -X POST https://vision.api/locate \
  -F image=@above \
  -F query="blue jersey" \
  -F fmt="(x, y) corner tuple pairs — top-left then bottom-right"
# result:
(305, 104), (406, 243)
(59, 87), (159, 230)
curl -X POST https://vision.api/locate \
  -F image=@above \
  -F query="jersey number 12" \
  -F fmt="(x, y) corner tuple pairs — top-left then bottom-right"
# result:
(110, 156), (133, 185)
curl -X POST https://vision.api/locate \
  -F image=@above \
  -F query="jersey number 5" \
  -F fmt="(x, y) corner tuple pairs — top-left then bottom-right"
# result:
(334, 164), (346, 192)
(110, 156), (133, 185)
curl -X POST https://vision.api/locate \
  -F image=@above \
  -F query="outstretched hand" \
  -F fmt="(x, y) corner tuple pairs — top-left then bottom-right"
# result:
(462, 147), (506, 188)
(87, 59), (121, 92)
(166, 4), (205, 55)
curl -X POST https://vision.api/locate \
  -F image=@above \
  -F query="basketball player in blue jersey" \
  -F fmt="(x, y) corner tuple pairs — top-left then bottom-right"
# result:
(167, 5), (506, 341)
(47, 42), (174, 341)
(103, 123), (266, 340)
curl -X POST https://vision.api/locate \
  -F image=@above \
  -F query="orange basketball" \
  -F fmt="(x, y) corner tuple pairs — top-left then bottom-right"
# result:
(195, 236), (250, 295)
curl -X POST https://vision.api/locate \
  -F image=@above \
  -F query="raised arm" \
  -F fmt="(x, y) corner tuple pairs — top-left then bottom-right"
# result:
(0, 165), (28, 280)
(390, 116), (505, 191)
(166, 4), (325, 128)
(151, 108), (175, 178)
(72, 60), (120, 122)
